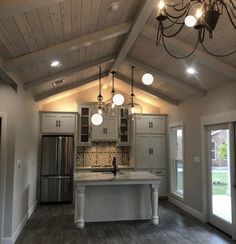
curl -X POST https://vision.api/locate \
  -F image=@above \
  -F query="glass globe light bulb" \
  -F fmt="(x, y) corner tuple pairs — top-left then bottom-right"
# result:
(131, 107), (135, 114)
(98, 108), (102, 114)
(91, 113), (103, 126)
(142, 73), (154, 85)
(113, 94), (124, 106)
(184, 15), (196, 27)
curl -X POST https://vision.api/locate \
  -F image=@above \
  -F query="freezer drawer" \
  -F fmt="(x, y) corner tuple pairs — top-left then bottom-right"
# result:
(40, 177), (73, 203)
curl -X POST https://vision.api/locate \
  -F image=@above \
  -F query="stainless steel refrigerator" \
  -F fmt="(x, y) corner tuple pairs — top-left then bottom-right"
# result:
(40, 136), (74, 203)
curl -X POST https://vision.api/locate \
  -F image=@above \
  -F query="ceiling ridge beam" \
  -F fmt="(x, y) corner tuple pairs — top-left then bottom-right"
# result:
(142, 24), (236, 81)
(110, 0), (156, 72)
(126, 56), (206, 97)
(24, 54), (116, 90)
(116, 72), (180, 106)
(35, 70), (109, 102)
(4, 22), (132, 72)
(0, 0), (64, 19)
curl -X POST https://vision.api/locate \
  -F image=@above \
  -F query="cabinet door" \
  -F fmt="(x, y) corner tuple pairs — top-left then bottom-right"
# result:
(91, 115), (118, 141)
(150, 135), (166, 169)
(136, 116), (165, 134)
(136, 135), (166, 169)
(107, 115), (118, 141)
(136, 135), (150, 168)
(41, 113), (59, 133)
(58, 114), (76, 134)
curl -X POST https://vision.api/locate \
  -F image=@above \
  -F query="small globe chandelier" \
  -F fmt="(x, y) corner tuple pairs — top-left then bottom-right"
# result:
(91, 66), (105, 126)
(155, 0), (236, 59)
(126, 65), (142, 118)
(105, 71), (124, 115)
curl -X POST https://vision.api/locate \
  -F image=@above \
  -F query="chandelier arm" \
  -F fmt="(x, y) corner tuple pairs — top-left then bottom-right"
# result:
(161, 34), (199, 59)
(166, 16), (184, 25)
(201, 42), (236, 57)
(222, 2), (236, 28)
(165, 7), (190, 20)
(229, 0), (236, 9)
(161, 22), (185, 38)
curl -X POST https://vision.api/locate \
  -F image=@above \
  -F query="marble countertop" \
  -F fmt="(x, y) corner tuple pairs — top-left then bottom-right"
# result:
(74, 171), (161, 183)
(75, 165), (134, 171)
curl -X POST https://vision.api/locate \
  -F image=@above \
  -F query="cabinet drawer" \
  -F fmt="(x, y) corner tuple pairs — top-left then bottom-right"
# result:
(136, 116), (165, 134)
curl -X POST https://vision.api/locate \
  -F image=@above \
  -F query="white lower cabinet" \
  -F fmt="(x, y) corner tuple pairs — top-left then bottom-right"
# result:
(151, 169), (167, 197)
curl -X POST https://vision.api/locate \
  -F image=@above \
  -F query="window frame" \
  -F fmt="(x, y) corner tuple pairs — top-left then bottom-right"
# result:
(211, 142), (216, 160)
(169, 121), (185, 201)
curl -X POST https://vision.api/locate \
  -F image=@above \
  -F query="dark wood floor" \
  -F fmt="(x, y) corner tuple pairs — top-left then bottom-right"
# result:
(16, 200), (235, 244)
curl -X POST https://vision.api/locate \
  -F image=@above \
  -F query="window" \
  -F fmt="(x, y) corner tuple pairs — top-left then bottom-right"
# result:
(211, 142), (216, 160)
(169, 123), (184, 199)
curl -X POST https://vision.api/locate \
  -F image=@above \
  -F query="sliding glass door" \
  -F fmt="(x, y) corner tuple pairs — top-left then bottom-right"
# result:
(207, 124), (234, 236)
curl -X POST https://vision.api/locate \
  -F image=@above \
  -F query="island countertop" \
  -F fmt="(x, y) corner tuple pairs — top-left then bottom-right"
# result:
(74, 171), (161, 185)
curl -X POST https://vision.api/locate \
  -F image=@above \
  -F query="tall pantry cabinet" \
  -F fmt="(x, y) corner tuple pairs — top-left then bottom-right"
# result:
(132, 114), (168, 197)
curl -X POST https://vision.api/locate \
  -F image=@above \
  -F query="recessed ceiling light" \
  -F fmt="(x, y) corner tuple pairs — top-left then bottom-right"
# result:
(186, 67), (197, 74)
(53, 79), (64, 87)
(142, 73), (154, 85)
(50, 60), (60, 67)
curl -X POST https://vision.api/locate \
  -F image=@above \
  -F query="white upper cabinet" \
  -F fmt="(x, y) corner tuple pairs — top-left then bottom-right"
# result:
(92, 114), (118, 141)
(41, 113), (76, 134)
(136, 115), (166, 134)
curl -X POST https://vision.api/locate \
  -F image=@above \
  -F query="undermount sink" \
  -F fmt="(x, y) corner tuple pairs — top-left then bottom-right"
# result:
(101, 172), (125, 175)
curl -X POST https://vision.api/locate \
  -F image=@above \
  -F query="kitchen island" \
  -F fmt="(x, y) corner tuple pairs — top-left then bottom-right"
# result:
(74, 171), (161, 229)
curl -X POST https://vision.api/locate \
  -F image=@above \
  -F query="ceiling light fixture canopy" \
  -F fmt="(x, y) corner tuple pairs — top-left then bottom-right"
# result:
(91, 66), (104, 126)
(155, 0), (236, 59)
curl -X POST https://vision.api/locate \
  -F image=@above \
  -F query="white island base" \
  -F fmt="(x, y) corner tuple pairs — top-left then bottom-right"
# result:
(74, 172), (161, 229)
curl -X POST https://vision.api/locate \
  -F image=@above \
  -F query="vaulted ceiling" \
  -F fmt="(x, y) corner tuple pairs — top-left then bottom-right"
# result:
(0, 0), (235, 106)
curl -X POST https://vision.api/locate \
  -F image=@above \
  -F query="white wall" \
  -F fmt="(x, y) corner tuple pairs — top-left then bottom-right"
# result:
(0, 82), (39, 243)
(160, 82), (236, 213)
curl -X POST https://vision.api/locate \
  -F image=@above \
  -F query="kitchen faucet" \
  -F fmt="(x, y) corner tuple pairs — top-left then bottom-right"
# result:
(111, 157), (117, 176)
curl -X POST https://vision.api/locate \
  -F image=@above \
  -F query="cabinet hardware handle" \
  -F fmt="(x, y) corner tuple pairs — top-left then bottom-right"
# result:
(56, 120), (58, 127)
(149, 122), (153, 128)
(59, 120), (61, 127)
(156, 171), (162, 174)
(149, 148), (153, 155)
(103, 128), (107, 134)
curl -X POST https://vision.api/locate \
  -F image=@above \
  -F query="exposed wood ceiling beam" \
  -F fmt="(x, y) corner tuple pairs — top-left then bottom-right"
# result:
(24, 54), (115, 90)
(142, 25), (236, 81)
(35, 71), (109, 102)
(126, 56), (206, 97)
(110, 0), (156, 72)
(0, 0), (64, 19)
(116, 72), (180, 105)
(4, 22), (131, 71)
(0, 59), (17, 91)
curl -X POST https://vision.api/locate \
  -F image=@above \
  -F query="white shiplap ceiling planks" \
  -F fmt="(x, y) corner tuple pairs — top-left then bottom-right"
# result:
(0, 0), (235, 105)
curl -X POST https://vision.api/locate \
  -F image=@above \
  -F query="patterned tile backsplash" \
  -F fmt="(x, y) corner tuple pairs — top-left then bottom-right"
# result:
(76, 142), (130, 167)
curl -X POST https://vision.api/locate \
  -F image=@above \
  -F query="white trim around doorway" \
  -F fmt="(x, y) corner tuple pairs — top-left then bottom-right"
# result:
(0, 112), (8, 243)
(201, 110), (236, 239)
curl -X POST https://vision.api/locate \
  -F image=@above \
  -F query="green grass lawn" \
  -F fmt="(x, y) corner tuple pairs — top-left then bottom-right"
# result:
(177, 171), (229, 195)
(212, 171), (229, 195)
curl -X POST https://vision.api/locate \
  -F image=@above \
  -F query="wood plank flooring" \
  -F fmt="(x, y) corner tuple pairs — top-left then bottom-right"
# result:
(16, 200), (235, 244)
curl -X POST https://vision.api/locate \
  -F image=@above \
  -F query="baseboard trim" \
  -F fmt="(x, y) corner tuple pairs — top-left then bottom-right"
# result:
(168, 196), (205, 222)
(11, 200), (37, 244)
(2, 237), (12, 244)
